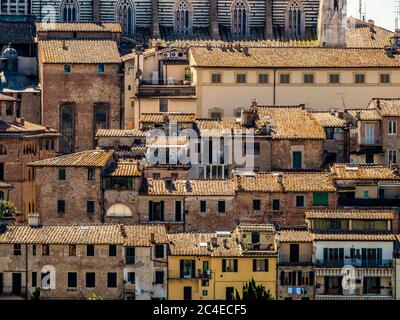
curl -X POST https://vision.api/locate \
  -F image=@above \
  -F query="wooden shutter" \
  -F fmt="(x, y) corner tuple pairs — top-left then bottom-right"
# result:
(180, 260), (184, 278)
(252, 259), (257, 272)
(234, 259), (238, 272)
(222, 259), (226, 272)
(191, 260), (196, 278)
(280, 271), (285, 286)
(160, 201), (165, 221)
(148, 201), (153, 221)
(264, 259), (269, 272)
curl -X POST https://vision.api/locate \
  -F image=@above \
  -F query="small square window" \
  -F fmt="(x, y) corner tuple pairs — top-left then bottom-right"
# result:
(303, 74), (315, 84)
(87, 245), (95, 256)
(355, 74), (366, 84)
(254, 142), (260, 155)
(253, 199), (261, 211)
(363, 190), (369, 198)
(218, 200), (226, 214)
(127, 272), (135, 284)
(109, 244), (117, 256)
(200, 200), (207, 213)
(210, 111), (222, 120)
(280, 74), (290, 84)
(68, 272), (77, 288)
(155, 271), (164, 284)
(272, 199), (280, 211)
(236, 74), (247, 84)
(32, 245), (37, 256)
(58, 168), (66, 180)
(295, 195), (305, 207)
(202, 290), (208, 296)
(69, 244), (76, 256)
(380, 74), (390, 84)
(87, 200), (95, 214)
(87, 168), (95, 180)
(258, 74), (269, 84)
(14, 244), (22, 256)
(155, 245), (165, 259)
(86, 272), (95, 288)
(159, 99), (168, 112)
(107, 272), (117, 288)
(64, 64), (71, 74)
(97, 64), (105, 73)
(211, 73), (222, 84)
(58, 200), (65, 214)
(329, 74), (340, 84)
(42, 244), (50, 256)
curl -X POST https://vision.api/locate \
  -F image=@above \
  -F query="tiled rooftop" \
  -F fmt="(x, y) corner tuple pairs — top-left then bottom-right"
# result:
(330, 164), (400, 180)
(313, 233), (396, 241)
(311, 111), (347, 128)
(122, 225), (168, 246)
(0, 119), (56, 134)
(104, 161), (141, 177)
(281, 172), (336, 192)
(276, 230), (313, 243)
(36, 22), (122, 33)
(369, 98), (400, 117)
(140, 113), (196, 123)
(305, 209), (395, 220)
(96, 128), (147, 138)
(29, 150), (113, 167)
(235, 173), (282, 192)
(347, 109), (382, 121)
(39, 40), (121, 64)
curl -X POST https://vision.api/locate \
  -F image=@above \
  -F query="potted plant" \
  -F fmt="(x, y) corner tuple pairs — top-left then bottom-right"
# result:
(183, 67), (191, 85)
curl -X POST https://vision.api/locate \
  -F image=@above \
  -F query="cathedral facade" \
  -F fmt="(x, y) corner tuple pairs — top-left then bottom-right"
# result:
(0, 0), (332, 40)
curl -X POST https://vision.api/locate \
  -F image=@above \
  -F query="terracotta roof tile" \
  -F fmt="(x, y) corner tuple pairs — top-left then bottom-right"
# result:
(347, 109), (382, 121)
(29, 150), (113, 167)
(369, 98), (400, 117)
(104, 161), (141, 177)
(305, 209), (395, 220)
(146, 135), (189, 146)
(36, 22), (122, 33)
(142, 179), (235, 196)
(276, 230), (313, 243)
(140, 113), (196, 123)
(311, 112), (347, 128)
(0, 119), (56, 134)
(235, 173), (282, 192)
(282, 173), (336, 192)
(96, 129), (147, 138)
(330, 164), (400, 180)
(313, 233), (396, 241)
(39, 40), (121, 64)
(123, 225), (168, 246)
(256, 106), (326, 140)
(190, 47), (400, 68)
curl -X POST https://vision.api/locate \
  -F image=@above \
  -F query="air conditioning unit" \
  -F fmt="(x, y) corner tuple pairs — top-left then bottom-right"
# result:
(170, 51), (178, 58)
(163, 52), (170, 58)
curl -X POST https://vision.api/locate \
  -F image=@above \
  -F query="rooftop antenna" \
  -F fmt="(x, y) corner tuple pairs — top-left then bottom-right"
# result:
(395, 0), (400, 31)
(359, 0), (366, 21)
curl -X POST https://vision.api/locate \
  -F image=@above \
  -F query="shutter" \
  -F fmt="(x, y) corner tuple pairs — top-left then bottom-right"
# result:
(339, 248), (344, 264)
(309, 271), (314, 285)
(363, 277), (367, 294)
(148, 201), (153, 221)
(377, 248), (382, 265)
(222, 259), (226, 272)
(253, 259), (257, 272)
(280, 271), (285, 286)
(180, 260), (184, 278)
(323, 248), (328, 261)
(160, 201), (165, 221)
(350, 248), (355, 259)
(264, 259), (269, 272)
(298, 271), (302, 285)
(234, 259), (238, 272)
(291, 271), (296, 286)
(362, 248), (367, 266)
(191, 260), (196, 278)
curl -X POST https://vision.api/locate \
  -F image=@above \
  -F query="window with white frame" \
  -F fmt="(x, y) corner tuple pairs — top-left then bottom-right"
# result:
(388, 149), (398, 164)
(389, 120), (397, 135)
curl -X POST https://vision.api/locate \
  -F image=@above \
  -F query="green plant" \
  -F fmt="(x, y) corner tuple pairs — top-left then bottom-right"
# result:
(184, 67), (191, 81)
(234, 278), (274, 300)
(88, 293), (104, 300)
(0, 200), (15, 218)
(30, 287), (41, 300)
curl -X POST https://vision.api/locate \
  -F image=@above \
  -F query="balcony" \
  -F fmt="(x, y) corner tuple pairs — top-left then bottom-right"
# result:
(338, 198), (400, 207)
(242, 243), (275, 251)
(316, 259), (393, 268)
(279, 255), (313, 266)
(137, 78), (196, 98)
(359, 137), (382, 146)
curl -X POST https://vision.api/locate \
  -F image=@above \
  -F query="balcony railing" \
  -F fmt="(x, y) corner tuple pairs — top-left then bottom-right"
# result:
(359, 137), (383, 146)
(141, 79), (191, 86)
(242, 243), (274, 251)
(338, 198), (400, 207)
(279, 255), (313, 265)
(316, 259), (393, 268)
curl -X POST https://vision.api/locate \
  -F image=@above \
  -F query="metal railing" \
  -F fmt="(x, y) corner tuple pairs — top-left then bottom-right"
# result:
(338, 198), (400, 207)
(316, 259), (393, 268)
(279, 255), (313, 265)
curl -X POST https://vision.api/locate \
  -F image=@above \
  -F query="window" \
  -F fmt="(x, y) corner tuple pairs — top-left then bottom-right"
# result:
(58, 168), (66, 180)
(63, 64), (71, 73)
(236, 74), (247, 84)
(258, 74), (269, 84)
(87, 168), (95, 180)
(117, 0), (135, 36)
(218, 200), (226, 214)
(68, 272), (77, 288)
(295, 195), (305, 208)
(202, 290), (208, 296)
(0, 0), (30, 14)
(231, 0), (249, 36)
(60, 104), (75, 154)
(159, 99), (168, 112)
(329, 74), (340, 84)
(32, 245), (37, 256)
(32, 272), (37, 288)
(380, 74), (390, 84)
(14, 244), (21, 256)
(60, 0), (79, 22)
(210, 111), (222, 120)
(355, 74), (366, 84)
(389, 149), (398, 164)
(155, 271), (164, 284)
(272, 199), (280, 211)
(0, 144), (6, 155)
(363, 190), (369, 198)
(155, 245), (165, 259)
(0, 191), (3, 200)
(175, 201), (182, 222)
(222, 259), (238, 272)
(254, 142), (260, 155)
(109, 245), (117, 257)
(42, 244), (50, 256)
(86, 272), (95, 288)
(0, 163), (3, 181)
(389, 121), (397, 135)
(107, 273), (117, 288)
(87, 200), (95, 214)
(93, 103), (109, 145)
(286, 0), (303, 36)
(69, 244), (76, 256)
(200, 200), (207, 213)
(303, 74), (314, 84)
(280, 74), (290, 84)
(325, 127), (335, 140)
(253, 259), (268, 272)
(57, 200), (65, 213)
(125, 247), (135, 265)
(97, 64), (105, 73)
(86, 245), (95, 257)
(180, 260), (195, 278)
(292, 151), (302, 169)
(313, 192), (329, 206)
(127, 272), (135, 284)
(149, 201), (164, 221)
(211, 73), (222, 84)
(175, 0), (191, 33)
(253, 199), (261, 212)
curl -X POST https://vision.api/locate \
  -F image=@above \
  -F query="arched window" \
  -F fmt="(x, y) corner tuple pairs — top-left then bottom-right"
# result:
(231, 0), (249, 36)
(60, 104), (75, 154)
(60, 0), (79, 22)
(116, 0), (135, 36)
(0, 191), (4, 200)
(286, 0), (304, 37)
(93, 103), (109, 147)
(106, 203), (133, 217)
(174, 0), (192, 34)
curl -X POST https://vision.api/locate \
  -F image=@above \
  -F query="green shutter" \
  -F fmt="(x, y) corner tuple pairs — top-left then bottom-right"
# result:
(313, 192), (329, 206)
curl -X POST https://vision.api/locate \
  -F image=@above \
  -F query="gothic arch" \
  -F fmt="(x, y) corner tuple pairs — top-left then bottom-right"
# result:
(230, 0), (250, 37)
(106, 203), (133, 217)
(285, 0), (305, 38)
(173, 0), (193, 34)
(60, 0), (80, 22)
(115, 0), (135, 36)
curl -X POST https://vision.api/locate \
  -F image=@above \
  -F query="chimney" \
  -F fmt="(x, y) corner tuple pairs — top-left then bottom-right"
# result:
(210, 237), (218, 247)
(92, 0), (100, 23)
(241, 109), (257, 128)
(62, 40), (68, 50)
(28, 213), (40, 228)
(150, 232), (155, 244)
(223, 238), (229, 249)
(185, 180), (191, 192)
(209, 0), (220, 39)
(19, 117), (25, 126)
(273, 172), (283, 184)
(165, 177), (173, 189)
(151, 0), (160, 38)
(356, 111), (361, 120)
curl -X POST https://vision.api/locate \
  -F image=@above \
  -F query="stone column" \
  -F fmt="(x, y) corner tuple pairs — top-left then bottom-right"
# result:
(151, 0), (160, 38)
(209, 0), (220, 39)
(93, 0), (100, 23)
(265, 0), (273, 39)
